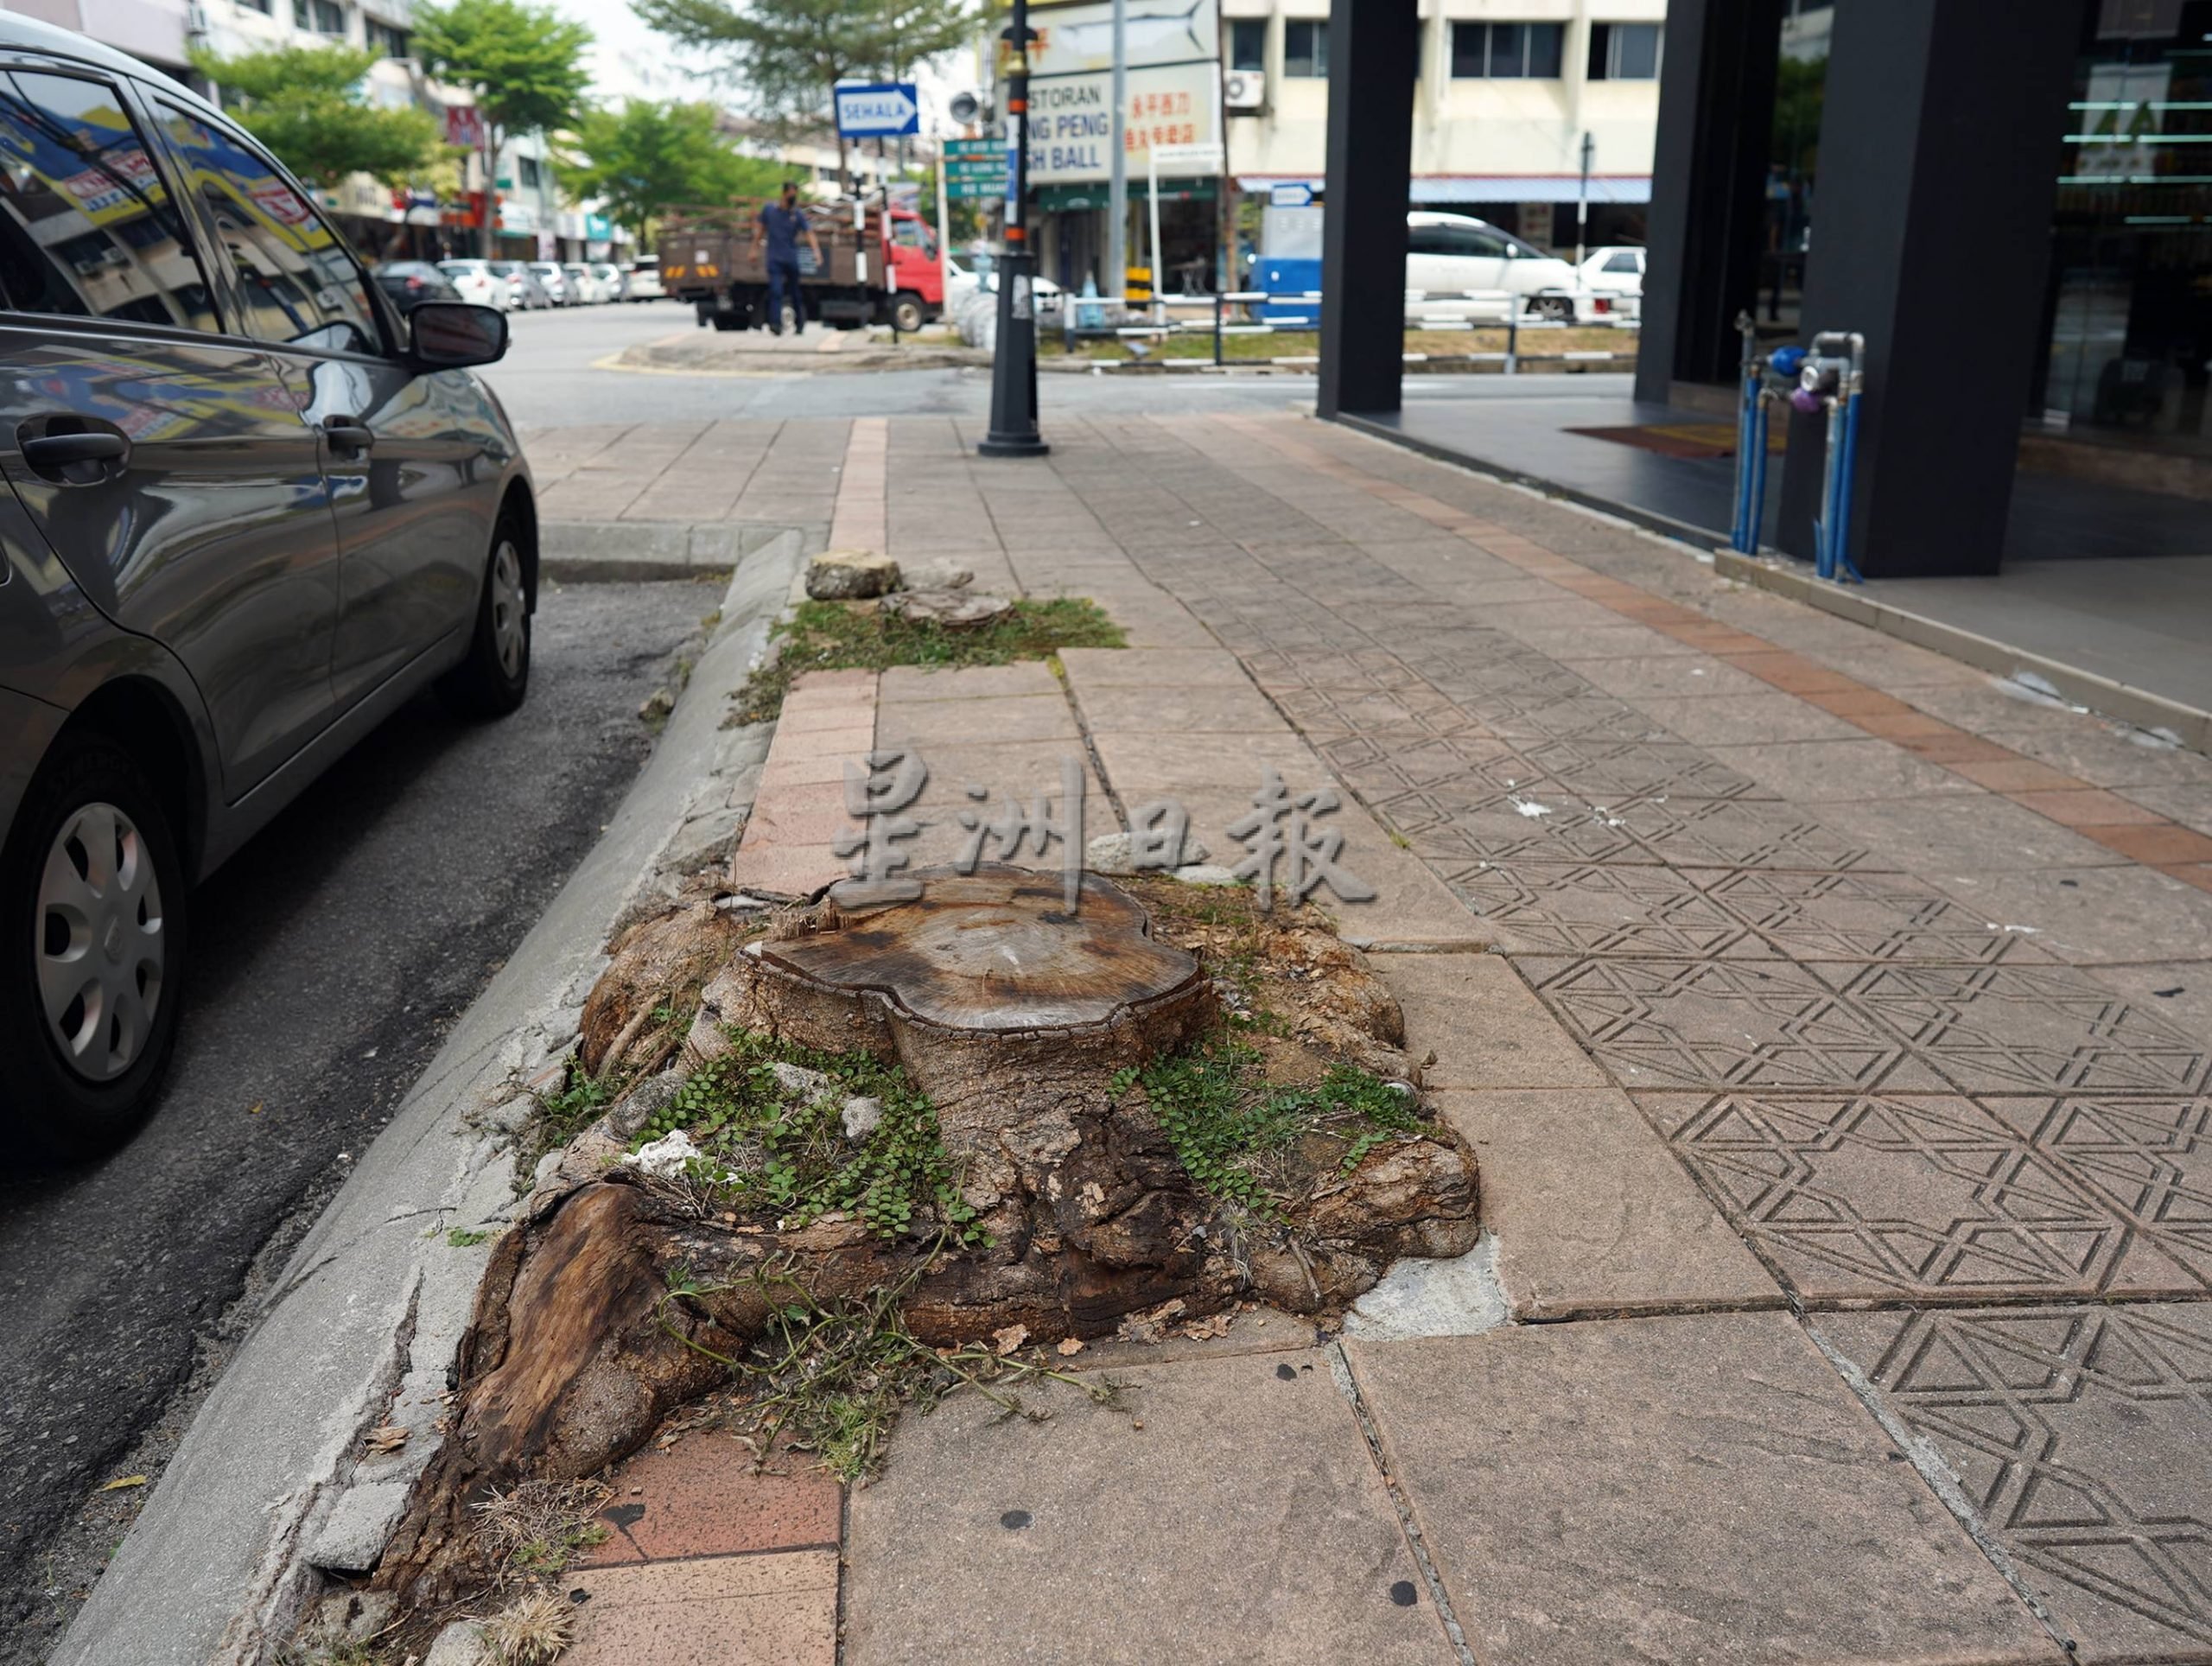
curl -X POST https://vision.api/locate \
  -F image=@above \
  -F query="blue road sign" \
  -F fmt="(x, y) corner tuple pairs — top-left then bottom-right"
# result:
(1268, 181), (1315, 208)
(835, 82), (921, 138)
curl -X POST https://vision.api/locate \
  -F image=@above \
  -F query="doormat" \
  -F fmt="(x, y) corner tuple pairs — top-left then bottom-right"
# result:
(1566, 422), (1788, 461)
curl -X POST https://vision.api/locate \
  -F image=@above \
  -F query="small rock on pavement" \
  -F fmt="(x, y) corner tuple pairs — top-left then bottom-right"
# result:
(842, 1094), (883, 1140)
(770, 1061), (832, 1102)
(805, 549), (899, 600)
(880, 589), (1012, 628)
(901, 557), (974, 592)
(1173, 864), (1240, 887)
(423, 1619), (489, 1666)
(1085, 831), (1210, 875)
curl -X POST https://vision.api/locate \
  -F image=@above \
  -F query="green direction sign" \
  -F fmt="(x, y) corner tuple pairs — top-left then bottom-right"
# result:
(943, 137), (1008, 199)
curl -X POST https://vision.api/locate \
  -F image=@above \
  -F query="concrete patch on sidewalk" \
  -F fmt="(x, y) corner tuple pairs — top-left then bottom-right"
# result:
(843, 1351), (1452, 1664)
(1348, 1316), (2062, 1664)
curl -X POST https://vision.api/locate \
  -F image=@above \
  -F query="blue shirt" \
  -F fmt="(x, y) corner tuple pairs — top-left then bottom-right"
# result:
(760, 202), (808, 264)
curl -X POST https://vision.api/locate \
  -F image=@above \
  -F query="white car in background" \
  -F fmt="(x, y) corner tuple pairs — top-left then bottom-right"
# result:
(528, 261), (573, 306)
(1404, 213), (1582, 324)
(1578, 245), (1645, 319)
(622, 257), (665, 300)
(436, 258), (510, 310)
(591, 262), (623, 300)
(562, 262), (607, 303)
(948, 250), (1065, 315)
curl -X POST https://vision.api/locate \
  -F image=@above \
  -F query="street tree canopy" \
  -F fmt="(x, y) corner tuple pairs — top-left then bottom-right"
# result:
(557, 100), (785, 247)
(186, 44), (443, 189)
(412, 0), (594, 158)
(632, 0), (977, 185)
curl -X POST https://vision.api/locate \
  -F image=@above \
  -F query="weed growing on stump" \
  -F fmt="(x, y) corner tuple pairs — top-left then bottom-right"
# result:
(1116, 1039), (1427, 1216)
(631, 1032), (985, 1245)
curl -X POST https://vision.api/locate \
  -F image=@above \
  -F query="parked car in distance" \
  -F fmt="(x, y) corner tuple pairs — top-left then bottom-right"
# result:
(1404, 213), (1581, 323)
(438, 257), (511, 309)
(0, 12), (537, 1159)
(620, 257), (665, 301)
(561, 263), (604, 304)
(491, 260), (550, 309)
(950, 249), (1064, 315)
(591, 262), (623, 301)
(371, 259), (462, 313)
(1577, 245), (1645, 318)
(528, 261), (573, 306)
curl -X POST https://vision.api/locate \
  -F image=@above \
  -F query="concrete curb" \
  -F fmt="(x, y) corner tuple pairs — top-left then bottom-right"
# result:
(542, 518), (800, 582)
(54, 531), (807, 1666)
(1713, 548), (2212, 753)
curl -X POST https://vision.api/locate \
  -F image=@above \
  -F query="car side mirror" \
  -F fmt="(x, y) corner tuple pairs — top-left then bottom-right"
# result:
(410, 302), (507, 369)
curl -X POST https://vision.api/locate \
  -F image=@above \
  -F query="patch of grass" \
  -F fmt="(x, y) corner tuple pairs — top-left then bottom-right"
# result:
(632, 1032), (985, 1246)
(1114, 1038), (1427, 1216)
(471, 1480), (611, 1583)
(661, 1258), (1125, 1482)
(447, 1228), (493, 1248)
(733, 596), (1124, 724)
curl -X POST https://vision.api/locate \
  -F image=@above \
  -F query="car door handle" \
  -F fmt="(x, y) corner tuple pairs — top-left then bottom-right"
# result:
(321, 417), (374, 454)
(21, 431), (129, 467)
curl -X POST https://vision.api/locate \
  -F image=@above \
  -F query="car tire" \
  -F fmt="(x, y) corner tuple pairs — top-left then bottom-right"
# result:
(437, 512), (531, 718)
(887, 291), (925, 334)
(1533, 294), (1573, 321)
(0, 731), (188, 1163)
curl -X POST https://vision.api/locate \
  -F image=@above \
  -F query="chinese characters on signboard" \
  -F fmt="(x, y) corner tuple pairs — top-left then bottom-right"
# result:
(827, 750), (1372, 914)
(1019, 0), (1223, 186)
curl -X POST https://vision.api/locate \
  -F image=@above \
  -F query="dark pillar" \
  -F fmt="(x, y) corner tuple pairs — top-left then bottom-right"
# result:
(1634, 0), (1782, 404)
(1776, 0), (2076, 577)
(1317, 0), (1418, 419)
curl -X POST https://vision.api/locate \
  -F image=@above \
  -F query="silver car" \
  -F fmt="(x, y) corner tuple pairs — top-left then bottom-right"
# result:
(0, 17), (537, 1158)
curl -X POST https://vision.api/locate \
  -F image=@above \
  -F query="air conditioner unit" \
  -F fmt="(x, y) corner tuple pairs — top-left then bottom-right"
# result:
(1224, 70), (1266, 112)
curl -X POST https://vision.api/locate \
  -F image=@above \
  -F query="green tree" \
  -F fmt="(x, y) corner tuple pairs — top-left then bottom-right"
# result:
(412, 0), (594, 252)
(557, 100), (785, 248)
(633, 0), (978, 189)
(188, 43), (442, 191)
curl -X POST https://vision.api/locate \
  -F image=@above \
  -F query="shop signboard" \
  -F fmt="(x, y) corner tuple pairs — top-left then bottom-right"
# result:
(1023, 0), (1222, 187)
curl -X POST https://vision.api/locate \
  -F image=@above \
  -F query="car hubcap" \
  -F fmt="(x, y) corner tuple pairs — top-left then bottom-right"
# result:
(36, 801), (163, 1083)
(491, 538), (526, 680)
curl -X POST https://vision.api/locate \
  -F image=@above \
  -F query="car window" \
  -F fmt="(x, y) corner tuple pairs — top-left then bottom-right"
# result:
(1406, 225), (1450, 258)
(1605, 251), (1640, 273)
(0, 68), (221, 330)
(149, 100), (381, 353)
(891, 219), (924, 249)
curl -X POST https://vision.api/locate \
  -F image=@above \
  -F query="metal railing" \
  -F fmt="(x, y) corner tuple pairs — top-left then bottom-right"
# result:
(1040, 287), (1641, 370)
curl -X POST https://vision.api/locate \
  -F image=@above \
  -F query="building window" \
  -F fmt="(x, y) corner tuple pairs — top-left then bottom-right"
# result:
(238, 0), (270, 12)
(1283, 19), (1328, 78)
(1450, 22), (1565, 79)
(293, 0), (346, 34)
(518, 155), (541, 188)
(366, 18), (409, 57)
(1588, 22), (1663, 79)
(1230, 18), (1266, 73)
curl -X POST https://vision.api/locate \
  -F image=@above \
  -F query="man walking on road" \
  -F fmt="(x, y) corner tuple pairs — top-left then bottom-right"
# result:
(760, 182), (823, 336)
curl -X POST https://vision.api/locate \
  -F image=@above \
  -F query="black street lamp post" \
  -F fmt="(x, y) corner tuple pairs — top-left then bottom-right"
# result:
(980, 0), (1049, 458)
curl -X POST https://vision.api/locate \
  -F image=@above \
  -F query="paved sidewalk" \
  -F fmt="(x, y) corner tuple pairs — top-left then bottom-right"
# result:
(549, 411), (2212, 1664)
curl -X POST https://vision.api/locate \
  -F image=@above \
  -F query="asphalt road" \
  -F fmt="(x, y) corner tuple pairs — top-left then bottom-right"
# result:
(0, 578), (712, 1661)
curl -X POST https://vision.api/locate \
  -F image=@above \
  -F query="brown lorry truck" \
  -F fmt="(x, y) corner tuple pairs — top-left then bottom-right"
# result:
(659, 199), (945, 334)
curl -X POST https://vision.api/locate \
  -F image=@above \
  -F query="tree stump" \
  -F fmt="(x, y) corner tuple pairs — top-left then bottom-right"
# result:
(374, 868), (1479, 1608)
(691, 867), (1216, 1235)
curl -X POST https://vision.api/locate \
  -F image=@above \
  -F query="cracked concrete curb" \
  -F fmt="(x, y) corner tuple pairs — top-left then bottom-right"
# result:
(53, 529), (805, 1666)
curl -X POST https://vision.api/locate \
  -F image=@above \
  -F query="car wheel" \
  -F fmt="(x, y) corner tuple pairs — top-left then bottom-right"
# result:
(888, 291), (925, 334)
(711, 314), (742, 332)
(437, 513), (531, 718)
(1533, 294), (1573, 321)
(0, 732), (188, 1161)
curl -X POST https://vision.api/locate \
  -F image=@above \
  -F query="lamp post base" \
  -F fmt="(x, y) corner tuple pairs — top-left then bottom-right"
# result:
(977, 435), (1052, 458)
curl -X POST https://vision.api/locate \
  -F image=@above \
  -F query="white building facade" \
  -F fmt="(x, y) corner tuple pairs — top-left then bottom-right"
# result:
(1223, 0), (1665, 247)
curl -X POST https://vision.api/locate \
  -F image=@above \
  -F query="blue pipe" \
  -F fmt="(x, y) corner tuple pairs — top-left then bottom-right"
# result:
(1731, 372), (1756, 551)
(1834, 392), (1864, 582)
(1815, 405), (1838, 582)
(1745, 396), (1769, 551)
